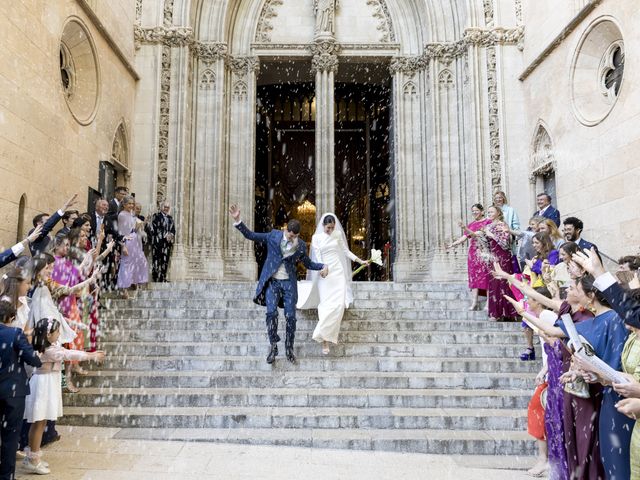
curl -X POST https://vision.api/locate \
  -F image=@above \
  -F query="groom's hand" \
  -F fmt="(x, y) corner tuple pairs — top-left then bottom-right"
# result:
(320, 265), (329, 278)
(229, 204), (241, 222)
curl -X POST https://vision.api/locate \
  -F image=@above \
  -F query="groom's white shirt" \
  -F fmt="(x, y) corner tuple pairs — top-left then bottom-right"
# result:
(273, 232), (298, 280)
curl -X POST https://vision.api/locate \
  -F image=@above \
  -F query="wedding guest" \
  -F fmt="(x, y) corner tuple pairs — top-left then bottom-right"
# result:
(618, 255), (640, 273)
(485, 205), (517, 321)
(0, 300), (41, 480)
(493, 191), (521, 272)
(513, 216), (545, 269)
(107, 186), (128, 217)
(526, 232), (560, 284)
(54, 210), (78, 239)
(537, 219), (565, 249)
(117, 196), (148, 296)
(28, 194), (79, 256)
(0, 266), (33, 334)
(148, 202), (176, 282)
(534, 193), (560, 227)
(563, 217), (597, 251)
(447, 203), (492, 311)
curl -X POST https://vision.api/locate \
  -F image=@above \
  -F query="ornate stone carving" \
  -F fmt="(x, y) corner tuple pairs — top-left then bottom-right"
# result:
(314, 0), (338, 38)
(233, 81), (248, 100)
(389, 55), (427, 75)
(310, 40), (341, 73)
(424, 42), (467, 65)
(136, 0), (143, 21)
(157, 45), (171, 203)
(163, 0), (175, 27)
(227, 56), (260, 77)
(192, 42), (228, 64)
(483, 0), (494, 26)
(530, 125), (556, 175)
(438, 69), (454, 88)
(515, 0), (523, 25)
(402, 81), (417, 97)
(134, 25), (193, 48)
(199, 69), (216, 90)
(366, 0), (395, 42)
(486, 46), (501, 189)
(255, 0), (284, 43)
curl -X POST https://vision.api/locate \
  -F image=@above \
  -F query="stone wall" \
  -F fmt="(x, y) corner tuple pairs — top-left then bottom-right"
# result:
(514, 0), (640, 258)
(0, 0), (137, 249)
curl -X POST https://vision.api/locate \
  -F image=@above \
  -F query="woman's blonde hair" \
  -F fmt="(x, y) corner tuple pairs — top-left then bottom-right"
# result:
(543, 218), (563, 241)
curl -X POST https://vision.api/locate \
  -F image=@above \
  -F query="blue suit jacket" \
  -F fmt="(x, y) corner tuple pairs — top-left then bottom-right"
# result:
(0, 325), (42, 399)
(576, 238), (597, 252)
(535, 206), (561, 227)
(0, 245), (20, 269)
(600, 281), (640, 329)
(29, 210), (63, 256)
(235, 222), (324, 306)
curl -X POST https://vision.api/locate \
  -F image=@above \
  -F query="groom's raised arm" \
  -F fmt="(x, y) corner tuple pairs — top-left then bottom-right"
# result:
(235, 221), (269, 244)
(229, 204), (268, 243)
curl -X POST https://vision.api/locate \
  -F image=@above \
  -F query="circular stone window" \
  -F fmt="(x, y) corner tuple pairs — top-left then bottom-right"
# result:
(570, 17), (624, 127)
(60, 17), (100, 125)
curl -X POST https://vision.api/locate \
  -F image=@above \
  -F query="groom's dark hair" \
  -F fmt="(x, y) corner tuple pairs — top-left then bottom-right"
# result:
(287, 219), (301, 234)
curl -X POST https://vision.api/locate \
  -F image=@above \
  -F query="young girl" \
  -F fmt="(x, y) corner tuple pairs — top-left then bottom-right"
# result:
(29, 253), (99, 392)
(23, 318), (104, 474)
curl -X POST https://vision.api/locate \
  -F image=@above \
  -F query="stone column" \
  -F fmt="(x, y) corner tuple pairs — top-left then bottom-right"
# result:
(310, 41), (340, 217)
(389, 56), (429, 281)
(188, 42), (228, 279)
(224, 56), (260, 280)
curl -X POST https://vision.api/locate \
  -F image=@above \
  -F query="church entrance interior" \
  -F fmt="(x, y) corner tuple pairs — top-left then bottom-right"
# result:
(254, 60), (393, 280)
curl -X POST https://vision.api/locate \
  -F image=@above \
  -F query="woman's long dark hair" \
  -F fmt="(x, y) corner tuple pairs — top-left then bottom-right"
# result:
(31, 253), (55, 283)
(0, 266), (30, 308)
(32, 318), (60, 353)
(0, 300), (17, 324)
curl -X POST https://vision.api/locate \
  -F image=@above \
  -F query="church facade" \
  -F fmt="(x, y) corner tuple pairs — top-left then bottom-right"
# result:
(1, 0), (638, 279)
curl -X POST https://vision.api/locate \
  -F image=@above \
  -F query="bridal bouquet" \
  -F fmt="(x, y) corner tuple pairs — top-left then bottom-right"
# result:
(352, 248), (384, 277)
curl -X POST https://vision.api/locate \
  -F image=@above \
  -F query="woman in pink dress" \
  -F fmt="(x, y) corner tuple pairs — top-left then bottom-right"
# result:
(447, 204), (492, 310)
(483, 205), (518, 321)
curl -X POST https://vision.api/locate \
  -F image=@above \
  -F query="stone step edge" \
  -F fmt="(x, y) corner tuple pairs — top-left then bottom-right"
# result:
(62, 406), (527, 417)
(65, 387), (532, 396)
(80, 370), (536, 378)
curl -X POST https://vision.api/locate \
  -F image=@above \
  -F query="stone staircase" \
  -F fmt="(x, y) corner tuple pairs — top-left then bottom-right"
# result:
(61, 282), (538, 457)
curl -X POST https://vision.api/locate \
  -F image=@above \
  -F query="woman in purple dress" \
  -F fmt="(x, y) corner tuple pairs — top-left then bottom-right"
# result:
(117, 195), (149, 294)
(447, 203), (492, 310)
(484, 205), (517, 321)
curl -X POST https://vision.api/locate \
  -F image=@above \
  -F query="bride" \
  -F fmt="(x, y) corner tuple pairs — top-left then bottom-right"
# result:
(297, 213), (367, 354)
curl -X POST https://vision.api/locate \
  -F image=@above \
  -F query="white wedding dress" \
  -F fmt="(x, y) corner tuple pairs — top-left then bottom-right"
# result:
(297, 214), (360, 344)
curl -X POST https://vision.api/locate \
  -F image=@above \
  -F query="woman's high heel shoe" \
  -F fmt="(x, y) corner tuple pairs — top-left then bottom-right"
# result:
(520, 347), (536, 361)
(322, 342), (330, 355)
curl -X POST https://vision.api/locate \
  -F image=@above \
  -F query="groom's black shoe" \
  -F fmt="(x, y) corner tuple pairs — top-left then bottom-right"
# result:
(286, 348), (297, 364)
(266, 344), (278, 364)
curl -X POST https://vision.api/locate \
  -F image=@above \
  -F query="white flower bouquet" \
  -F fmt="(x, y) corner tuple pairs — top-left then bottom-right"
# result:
(352, 248), (384, 277)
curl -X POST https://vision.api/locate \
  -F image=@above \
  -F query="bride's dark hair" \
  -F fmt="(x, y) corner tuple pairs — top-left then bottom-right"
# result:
(323, 215), (336, 225)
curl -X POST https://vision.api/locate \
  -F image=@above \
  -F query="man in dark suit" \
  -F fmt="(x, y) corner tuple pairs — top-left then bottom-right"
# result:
(0, 301), (42, 480)
(562, 216), (598, 251)
(229, 204), (327, 364)
(54, 210), (78, 239)
(89, 198), (109, 247)
(534, 193), (561, 227)
(97, 197), (128, 292)
(107, 186), (128, 217)
(148, 202), (176, 282)
(28, 194), (79, 255)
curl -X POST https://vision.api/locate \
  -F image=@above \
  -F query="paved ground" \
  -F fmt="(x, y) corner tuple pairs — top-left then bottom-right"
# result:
(14, 426), (534, 479)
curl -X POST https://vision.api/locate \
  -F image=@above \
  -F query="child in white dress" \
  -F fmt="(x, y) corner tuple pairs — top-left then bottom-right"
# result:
(22, 318), (104, 474)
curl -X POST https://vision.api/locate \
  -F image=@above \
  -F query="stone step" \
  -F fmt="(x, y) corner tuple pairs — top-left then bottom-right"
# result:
(99, 330), (529, 345)
(105, 308), (496, 321)
(76, 370), (536, 390)
(65, 425), (536, 456)
(101, 317), (519, 331)
(97, 341), (537, 358)
(60, 405), (528, 430)
(63, 387), (532, 409)
(97, 355), (540, 373)
(143, 282), (472, 293)
(113, 298), (476, 310)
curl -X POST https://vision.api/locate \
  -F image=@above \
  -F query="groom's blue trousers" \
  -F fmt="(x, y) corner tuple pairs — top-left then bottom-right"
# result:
(265, 278), (297, 350)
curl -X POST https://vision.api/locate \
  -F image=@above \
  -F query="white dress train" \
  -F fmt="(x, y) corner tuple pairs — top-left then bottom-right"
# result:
(297, 230), (359, 344)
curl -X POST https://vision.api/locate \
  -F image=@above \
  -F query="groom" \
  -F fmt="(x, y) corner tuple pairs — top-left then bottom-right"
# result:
(229, 205), (328, 364)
